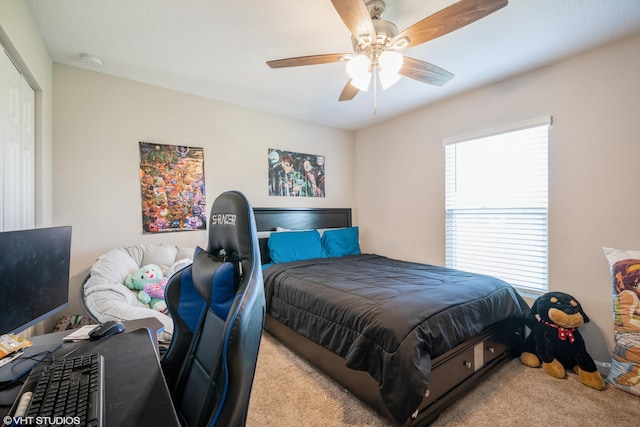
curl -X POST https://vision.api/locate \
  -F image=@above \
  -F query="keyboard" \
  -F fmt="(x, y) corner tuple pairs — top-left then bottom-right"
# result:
(11, 353), (104, 427)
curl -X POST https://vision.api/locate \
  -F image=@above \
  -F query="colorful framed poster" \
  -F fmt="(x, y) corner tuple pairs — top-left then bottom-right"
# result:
(139, 142), (207, 233)
(268, 149), (325, 197)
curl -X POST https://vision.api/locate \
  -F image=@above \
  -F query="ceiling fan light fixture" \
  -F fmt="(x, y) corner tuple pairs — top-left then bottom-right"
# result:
(346, 55), (372, 91)
(378, 51), (403, 89)
(379, 69), (401, 89)
(379, 51), (403, 73)
(349, 71), (372, 91)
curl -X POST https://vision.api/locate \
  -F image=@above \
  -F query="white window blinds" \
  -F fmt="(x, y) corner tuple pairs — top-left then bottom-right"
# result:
(444, 116), (551, 294)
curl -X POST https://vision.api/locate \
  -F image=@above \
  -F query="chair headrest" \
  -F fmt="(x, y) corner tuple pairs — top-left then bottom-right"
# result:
(206, 191), (256, 265)
(191, 247), (237, 319)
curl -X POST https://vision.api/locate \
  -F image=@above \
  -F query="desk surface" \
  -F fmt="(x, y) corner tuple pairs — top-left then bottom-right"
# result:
(0, 322), (180, 427)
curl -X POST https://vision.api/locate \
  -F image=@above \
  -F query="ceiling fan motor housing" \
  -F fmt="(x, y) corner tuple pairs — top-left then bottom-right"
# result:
(366, 0), (387, 19)
(351, 19), (399, 62)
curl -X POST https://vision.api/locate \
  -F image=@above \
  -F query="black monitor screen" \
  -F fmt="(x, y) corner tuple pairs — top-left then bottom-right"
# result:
(0, 226), (72, 336)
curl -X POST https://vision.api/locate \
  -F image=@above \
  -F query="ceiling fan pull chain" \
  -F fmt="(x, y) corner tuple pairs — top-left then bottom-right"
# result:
(373, 67), (378, 115)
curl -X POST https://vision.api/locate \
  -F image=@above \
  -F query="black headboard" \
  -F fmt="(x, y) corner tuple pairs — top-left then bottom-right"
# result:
(252, 207), (352, 264)
(253, 208), (352, 232)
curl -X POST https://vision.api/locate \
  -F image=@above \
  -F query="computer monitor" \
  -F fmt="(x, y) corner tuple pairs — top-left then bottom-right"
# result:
(0, 226), (72, 381)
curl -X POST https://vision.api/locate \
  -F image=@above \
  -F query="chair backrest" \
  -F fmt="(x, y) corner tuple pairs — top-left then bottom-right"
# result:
(162, 191), (265, 427)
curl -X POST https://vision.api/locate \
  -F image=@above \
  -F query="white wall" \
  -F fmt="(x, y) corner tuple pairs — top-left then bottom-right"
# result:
(52, 64), (355, 317)
(354, 33), (640, 363)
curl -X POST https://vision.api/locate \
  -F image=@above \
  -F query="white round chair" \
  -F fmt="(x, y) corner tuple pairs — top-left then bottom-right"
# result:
(82, 243), (193, 335)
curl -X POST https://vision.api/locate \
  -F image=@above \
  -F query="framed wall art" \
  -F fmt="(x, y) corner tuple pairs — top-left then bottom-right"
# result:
(139, 141), (207, 233)
(268, 149), (325, 197)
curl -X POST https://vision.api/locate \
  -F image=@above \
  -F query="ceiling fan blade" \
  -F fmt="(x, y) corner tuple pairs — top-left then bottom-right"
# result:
(391, 0), (508, 49)
(399, 57), (454, 86)
(339, 80), (359, 101)
(330, 0), (376, 45)
(267, 53), (352, 68)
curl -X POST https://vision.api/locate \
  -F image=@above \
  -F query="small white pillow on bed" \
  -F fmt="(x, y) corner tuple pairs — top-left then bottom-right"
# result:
(276, 226), (346, 236)
(322, 226), (361, 257)
(268, 229), (326, 263)
(257, 231), (273, 239)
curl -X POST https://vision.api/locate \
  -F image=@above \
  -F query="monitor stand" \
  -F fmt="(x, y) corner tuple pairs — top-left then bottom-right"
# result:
(0, 334), (64, 383)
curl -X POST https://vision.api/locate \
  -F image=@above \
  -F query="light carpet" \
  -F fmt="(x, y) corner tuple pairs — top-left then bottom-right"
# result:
(247, 332), (640, 426)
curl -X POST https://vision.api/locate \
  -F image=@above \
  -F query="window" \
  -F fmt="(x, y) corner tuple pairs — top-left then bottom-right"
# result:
(444, 116), (551, 295)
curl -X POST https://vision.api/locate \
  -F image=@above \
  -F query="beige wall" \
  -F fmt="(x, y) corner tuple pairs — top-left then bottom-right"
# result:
(354, 33), (640, 363)
(52, 64), (355, 316)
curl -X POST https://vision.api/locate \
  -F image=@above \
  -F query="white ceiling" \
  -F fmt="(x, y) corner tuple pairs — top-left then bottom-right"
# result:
(25, 0), (640, 131)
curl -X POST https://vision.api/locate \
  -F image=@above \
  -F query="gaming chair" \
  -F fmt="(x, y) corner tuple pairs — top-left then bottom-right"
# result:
(161, 190), (265, 426)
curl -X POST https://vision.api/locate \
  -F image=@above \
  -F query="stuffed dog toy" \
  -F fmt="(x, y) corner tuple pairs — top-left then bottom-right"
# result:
(520, 291), (605, 390)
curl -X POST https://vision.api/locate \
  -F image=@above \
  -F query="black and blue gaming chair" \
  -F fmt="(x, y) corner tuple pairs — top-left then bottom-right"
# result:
(161, 191), (265, 427)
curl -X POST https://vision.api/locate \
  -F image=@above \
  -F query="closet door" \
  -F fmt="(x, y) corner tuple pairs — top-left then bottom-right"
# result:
(20, 71), (35, 228)
(1, 49), (35, 231)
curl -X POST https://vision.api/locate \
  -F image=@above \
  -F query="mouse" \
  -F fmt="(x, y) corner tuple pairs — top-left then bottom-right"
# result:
(89, 320), (125, 341)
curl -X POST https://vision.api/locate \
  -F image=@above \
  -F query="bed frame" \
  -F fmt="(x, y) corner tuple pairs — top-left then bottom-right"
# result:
(253, 207), (523, 426)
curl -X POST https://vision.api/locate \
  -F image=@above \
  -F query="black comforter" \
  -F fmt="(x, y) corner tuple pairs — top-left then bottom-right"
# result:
(263, 254), (529, 424)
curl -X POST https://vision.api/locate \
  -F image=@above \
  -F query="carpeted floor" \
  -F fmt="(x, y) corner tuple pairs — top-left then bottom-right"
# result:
(247, 332), (640, 426)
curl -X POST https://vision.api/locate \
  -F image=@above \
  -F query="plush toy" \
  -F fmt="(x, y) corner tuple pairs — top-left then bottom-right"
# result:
(124, 264), (168, 313)
(520, 291), (605, 390)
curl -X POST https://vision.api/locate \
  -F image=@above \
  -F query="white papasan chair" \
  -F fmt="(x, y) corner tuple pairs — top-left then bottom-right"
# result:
(83, 243), (194, 336)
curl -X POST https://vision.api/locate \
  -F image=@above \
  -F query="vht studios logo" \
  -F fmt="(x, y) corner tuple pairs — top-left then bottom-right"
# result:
(4, 416), (81, 426)
(210, 213), (236, 226)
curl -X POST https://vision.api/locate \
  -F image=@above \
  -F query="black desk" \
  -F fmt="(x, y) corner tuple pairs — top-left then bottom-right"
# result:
(0, 323), (179, 426)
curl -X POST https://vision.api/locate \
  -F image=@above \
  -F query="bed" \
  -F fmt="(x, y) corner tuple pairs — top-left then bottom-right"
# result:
(254, 207), (529, 426)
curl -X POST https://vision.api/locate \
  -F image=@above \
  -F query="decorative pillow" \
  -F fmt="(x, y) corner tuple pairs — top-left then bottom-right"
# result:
(322, 227), (361, 257)
(602, 247), (640, 396)
(268, 230), (325, 264)
(257, 231), (274, 239)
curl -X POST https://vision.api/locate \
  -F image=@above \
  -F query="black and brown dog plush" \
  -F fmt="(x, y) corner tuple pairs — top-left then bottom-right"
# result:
(520, 291), (606, 390)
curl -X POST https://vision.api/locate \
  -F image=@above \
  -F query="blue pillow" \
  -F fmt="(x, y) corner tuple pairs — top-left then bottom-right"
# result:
(268, 230), (326, 263)
(321, 227), (361, 257)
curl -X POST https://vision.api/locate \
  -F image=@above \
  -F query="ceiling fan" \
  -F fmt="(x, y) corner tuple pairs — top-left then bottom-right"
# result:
(267, 0), (508, 102)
